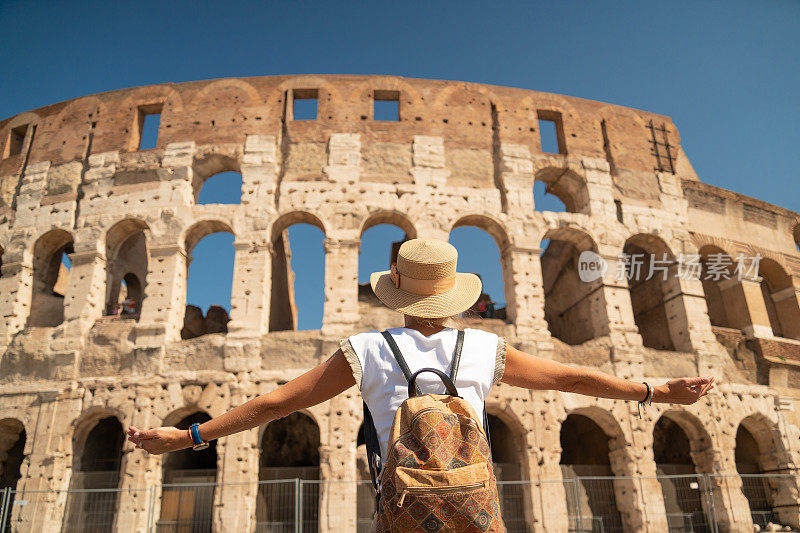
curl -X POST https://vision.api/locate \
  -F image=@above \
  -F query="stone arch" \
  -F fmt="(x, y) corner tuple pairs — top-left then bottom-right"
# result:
(159, 411), (217, 531)
(623, 233), (689, 351)
(559, 410), (627, 532)
(48, 96), (102, 161)
(257, 411), (321, 531)
(0, 418), (26, 532)
(533, 163), (589, 214)
(793, 222), (800, 252)
(104, 219), (150, 318)
(735, 413), (798, 528)
(360, 210), (417, 240)
(28, 228), (74, 327)
(540, 227), (609, 344)
(191, 153), (242, 203)
(269, 212), (326, 332)
(183, 219), (235, 255)
(63, 413), (125, 531)
(759, 257), (800, 339)
(653, 411), (714, 531)
(193, 78), (262, 108)
(358, 211), (415, 317)
(450, 214), (511, 321)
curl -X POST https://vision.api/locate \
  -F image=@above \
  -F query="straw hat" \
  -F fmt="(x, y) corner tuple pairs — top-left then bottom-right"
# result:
(370, 239), (482, 318)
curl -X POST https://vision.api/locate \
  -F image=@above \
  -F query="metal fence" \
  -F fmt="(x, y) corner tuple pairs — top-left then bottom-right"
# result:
(2, 473), (800, 532)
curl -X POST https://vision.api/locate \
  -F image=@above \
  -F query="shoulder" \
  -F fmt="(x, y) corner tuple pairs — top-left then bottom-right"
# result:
(345, 330), (386, 354)
(463, 327), (500, 344)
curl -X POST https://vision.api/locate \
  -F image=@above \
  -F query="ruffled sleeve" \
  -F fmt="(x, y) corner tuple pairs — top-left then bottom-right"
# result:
(339, 338), (363, 390)
(492, 336), (507, 385)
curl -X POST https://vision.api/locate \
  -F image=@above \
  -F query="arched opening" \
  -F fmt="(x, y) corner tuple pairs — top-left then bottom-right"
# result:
(358, 213), (413, 324)
(28, 229), (73, 327)
(182, 222), (234, 340)
(698, 245), (745, 330)
(105, 220), (148, 319)
(624, 235), (685, 351)
(449, 219), (509, 321)
(197, 171), (243, 205)
(736, 424), (775, 528)
(269, 214), (325, 332)
(533, 181), (567, 212)
(560, 414), (623, 532)
(653, 416), (710, 531)
(63, 416), (124, 532)
(191, 154), (241, 203)
(0, 419), (26, 532)
(487, 414), (528, 532)
(160, 412), (217, 532)
(534, 168), (589, 213)
(257, 412), (320, 531)
(540, 229), (607, 345)
(759, 258), (800, 340)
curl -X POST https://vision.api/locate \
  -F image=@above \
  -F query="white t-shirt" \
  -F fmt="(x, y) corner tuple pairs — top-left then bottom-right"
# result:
(341, 327), (506, 459)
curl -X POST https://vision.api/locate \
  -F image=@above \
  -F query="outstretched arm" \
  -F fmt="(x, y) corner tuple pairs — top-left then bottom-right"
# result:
(501, 344), (714, 404)
(128, 349), (356, 454)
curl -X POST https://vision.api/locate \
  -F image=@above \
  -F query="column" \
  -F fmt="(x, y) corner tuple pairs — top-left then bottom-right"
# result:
(134, 243), (187, 349)
(321, 237), (360, 337)
(227, 235), (271, 339)
(60, 245), (106, 340)
(213, 428), (260, 532)
(116, 386), (163, 533)
(771, 283), (800, 340)
(317, 390), (361, 533)
(596, 252), (646, 378)
(505, 245), (550, 349)
(0, 248), (33, 350)
(497, 143), (534, 213)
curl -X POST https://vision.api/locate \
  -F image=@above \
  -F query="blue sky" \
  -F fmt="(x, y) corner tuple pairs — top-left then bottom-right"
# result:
(2, 1), (797, 329)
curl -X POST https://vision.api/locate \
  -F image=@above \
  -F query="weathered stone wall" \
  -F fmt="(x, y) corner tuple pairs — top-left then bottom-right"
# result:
(0, 75), (799, 532)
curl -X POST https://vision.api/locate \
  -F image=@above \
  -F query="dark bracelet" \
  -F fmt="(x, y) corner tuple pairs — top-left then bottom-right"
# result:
(636, 382), (652, 419)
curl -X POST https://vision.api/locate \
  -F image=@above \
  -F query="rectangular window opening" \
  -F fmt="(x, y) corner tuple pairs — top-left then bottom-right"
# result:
(137, 104), (163, 151)
(373, 90), (400, 121)
(292, 89), (318, 120)
(5, 124), (28, 158)
(537, 110), (566, 155)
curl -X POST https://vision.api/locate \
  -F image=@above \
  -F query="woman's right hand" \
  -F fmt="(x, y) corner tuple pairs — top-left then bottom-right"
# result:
(127, 425), (193, 455)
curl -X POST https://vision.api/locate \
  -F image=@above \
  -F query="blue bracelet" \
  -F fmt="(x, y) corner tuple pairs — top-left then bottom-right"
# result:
(189, 422), (209, 451)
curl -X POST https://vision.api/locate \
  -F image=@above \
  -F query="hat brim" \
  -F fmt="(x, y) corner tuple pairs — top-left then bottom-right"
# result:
(369, 270), (482, 319)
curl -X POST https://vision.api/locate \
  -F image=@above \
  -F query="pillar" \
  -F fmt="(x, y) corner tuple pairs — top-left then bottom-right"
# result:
(228, 236), (271, 338)
(134, 243), (187, 348)
(321, 237), (360, 337)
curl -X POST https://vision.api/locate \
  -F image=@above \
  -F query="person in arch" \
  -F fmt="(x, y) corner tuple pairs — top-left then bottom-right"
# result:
(129, 238), (715, 530)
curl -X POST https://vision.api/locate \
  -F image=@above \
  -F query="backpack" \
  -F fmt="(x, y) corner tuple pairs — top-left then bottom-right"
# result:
(363, 329), (503, 532)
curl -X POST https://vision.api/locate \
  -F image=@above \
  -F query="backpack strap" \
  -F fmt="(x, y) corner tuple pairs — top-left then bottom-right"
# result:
(362, 402), (382, 493)
(448, 329), (465, 382)
(380, 330), (420, 395)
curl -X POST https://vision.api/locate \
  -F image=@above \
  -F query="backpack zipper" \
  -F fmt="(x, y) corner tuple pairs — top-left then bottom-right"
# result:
(396, 480), (488, 507)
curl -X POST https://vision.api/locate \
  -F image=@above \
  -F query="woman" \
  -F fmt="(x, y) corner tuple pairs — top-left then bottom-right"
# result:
(128, 239), (714, 492)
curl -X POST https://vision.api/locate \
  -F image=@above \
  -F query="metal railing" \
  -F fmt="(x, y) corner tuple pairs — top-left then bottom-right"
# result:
(2, 473), (800, 532)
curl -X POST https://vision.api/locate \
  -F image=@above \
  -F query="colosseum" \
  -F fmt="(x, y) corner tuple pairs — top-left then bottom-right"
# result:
(0, 75), (799, 533)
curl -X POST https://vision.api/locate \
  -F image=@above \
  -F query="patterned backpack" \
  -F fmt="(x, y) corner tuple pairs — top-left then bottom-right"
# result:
(363, 330), (503, 532)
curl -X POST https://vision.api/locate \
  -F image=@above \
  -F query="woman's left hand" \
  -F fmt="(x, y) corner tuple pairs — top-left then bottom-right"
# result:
(654, 376), (715, 405)
(127, 426), (192, 455)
